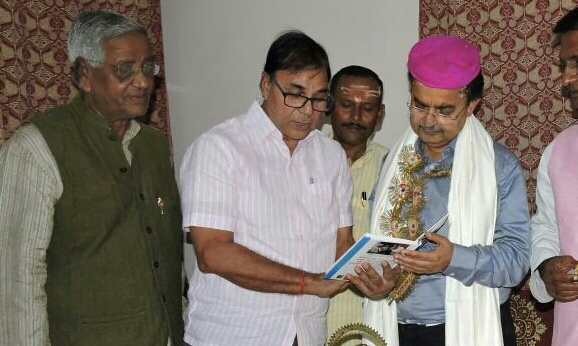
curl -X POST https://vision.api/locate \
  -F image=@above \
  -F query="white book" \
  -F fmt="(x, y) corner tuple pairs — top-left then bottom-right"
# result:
(325, 214), (448, 280)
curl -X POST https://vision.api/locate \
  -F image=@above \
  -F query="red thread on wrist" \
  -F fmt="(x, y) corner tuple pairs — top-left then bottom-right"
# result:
(299, 271), (305, 295)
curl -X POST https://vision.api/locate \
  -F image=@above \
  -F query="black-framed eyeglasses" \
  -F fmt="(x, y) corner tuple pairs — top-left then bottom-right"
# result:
(559, 58), (578, 75)
(559, 59), (578, 98)
(271, 77), (333, 112)
(407, 98), (467, 123)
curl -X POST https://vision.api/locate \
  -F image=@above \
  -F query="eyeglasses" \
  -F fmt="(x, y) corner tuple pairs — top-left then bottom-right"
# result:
(110, 61), (160, 81)
(558, 59), (578, 98)
(407, 100), (467, 123)
(90, 59), (160, 81)
(271, 77), (333, 112)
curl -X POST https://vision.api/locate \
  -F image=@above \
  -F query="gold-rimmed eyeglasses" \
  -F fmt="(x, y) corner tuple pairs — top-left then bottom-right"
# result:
(109, 61), (160, 81)
(90, 59), (160, 81)
(407, 100), (467, 124)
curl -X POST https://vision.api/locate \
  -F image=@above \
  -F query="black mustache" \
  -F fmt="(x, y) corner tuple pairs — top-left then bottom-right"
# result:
(419, 124), (441, 132)
(343, 123), (367, 131)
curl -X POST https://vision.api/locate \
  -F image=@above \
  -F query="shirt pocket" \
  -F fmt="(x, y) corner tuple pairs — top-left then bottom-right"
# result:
(352, 194), (368, 211)
(303, 182), (337, 233)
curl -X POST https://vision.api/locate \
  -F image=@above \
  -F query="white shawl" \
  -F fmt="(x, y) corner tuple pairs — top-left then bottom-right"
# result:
(364, 116), (503, 346)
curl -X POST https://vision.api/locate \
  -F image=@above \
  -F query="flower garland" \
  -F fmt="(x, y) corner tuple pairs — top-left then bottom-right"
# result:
(379, 145), (452, 240)
(379, 144), (452, 301)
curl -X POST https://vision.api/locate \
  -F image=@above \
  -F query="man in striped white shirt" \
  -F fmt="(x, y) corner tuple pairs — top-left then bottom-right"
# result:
(179, 31), (398, 346)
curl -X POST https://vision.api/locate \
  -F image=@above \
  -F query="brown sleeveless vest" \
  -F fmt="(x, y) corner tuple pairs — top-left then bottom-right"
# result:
(31, 96), (183, 345)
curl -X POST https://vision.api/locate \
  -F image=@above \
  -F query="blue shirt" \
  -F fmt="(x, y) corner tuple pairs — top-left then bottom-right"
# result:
(396, 137), (530, 325)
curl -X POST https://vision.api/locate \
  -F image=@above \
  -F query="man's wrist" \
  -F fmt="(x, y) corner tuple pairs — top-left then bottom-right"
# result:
(299, 271), (305, 295)
(538, 257), (555, 277)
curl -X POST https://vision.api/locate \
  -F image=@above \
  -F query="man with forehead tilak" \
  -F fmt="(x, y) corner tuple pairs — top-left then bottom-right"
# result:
(325, 66), (390, 338)
(364, 36), (530, 346)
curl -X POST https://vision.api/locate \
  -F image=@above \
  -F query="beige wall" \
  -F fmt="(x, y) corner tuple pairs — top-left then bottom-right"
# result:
(161, 1), (419, 171)
(161, 1), (419, 278)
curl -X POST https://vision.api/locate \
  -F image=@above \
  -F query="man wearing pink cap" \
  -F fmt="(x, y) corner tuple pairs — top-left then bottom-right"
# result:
(530, 7), (578, 346)
(364, 35), (530, 346)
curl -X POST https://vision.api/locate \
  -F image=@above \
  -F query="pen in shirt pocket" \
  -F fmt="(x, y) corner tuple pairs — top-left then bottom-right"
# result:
(361, 191), (367, 207)
(157, 197), (165, 215)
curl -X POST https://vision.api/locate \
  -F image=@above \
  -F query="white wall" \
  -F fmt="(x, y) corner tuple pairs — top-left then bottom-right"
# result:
(160, 1), (419, 278)
(161, 1), (419, 170)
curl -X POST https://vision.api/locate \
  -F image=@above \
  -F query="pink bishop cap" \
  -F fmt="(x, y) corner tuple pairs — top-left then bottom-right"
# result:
(408, 35), (481, 89)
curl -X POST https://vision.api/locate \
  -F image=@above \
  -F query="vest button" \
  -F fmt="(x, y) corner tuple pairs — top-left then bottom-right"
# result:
(162, 294), (166, 302)
(139, 193), (145, 200)
(119, 167), (128, 173)
(154, 261), (160, 268)
(146, 227), (152, 234)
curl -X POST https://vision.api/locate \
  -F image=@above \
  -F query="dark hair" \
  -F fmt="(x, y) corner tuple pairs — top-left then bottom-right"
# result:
(408, 71), (484, 104)
(330, 65), (384, 103)
(553, 7), (578, 46)
(263, 30), (330, 79)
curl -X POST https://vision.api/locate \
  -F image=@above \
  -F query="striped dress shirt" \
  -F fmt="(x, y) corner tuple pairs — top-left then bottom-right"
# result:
(326, 140), (388, 336)
(180, 100), (353, 346)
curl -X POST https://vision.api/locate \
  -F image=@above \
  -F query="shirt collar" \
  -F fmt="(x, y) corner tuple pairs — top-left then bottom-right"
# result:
(248, 98), (317, 147)
(415, 136), (457, 166)
(123, 120), (140, 144)
(326, 127), (374, 166)
(71, 95), (141, 141)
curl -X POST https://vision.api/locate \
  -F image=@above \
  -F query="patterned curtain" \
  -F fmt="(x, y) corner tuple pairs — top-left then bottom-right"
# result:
(0, 0), (171, 146)
(419, 1), (578, 345)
